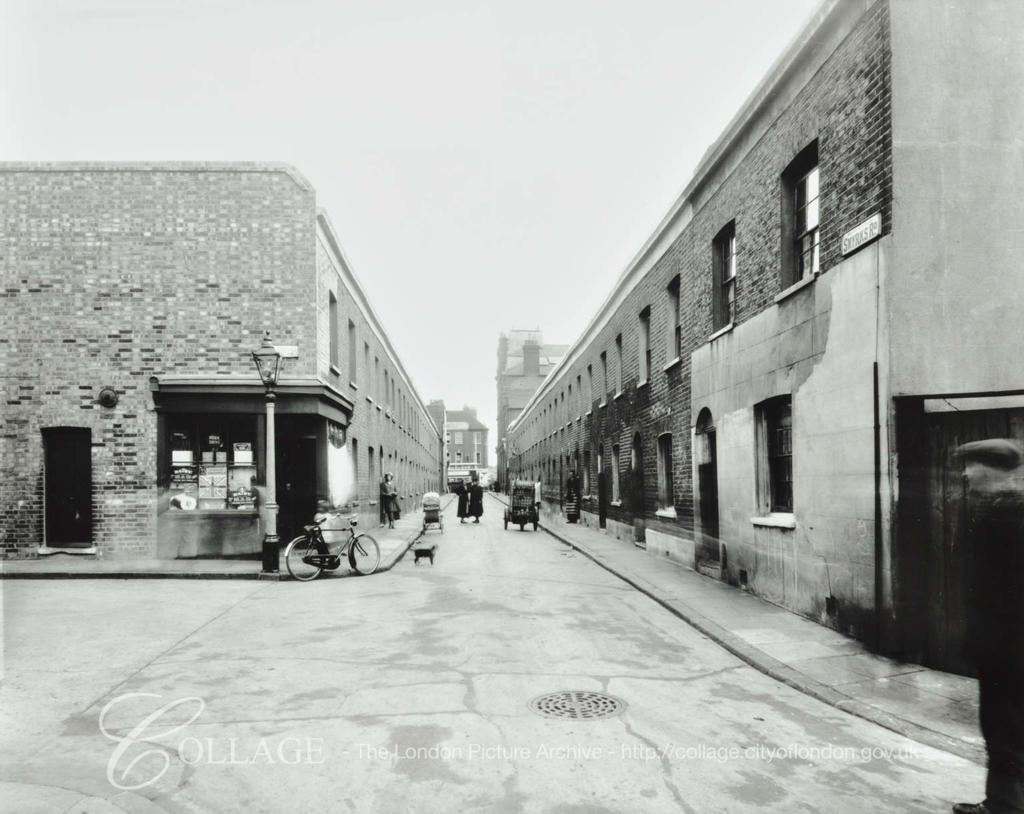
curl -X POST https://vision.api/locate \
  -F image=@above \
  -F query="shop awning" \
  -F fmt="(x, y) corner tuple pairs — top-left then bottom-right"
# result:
(149, 376), (354, 426)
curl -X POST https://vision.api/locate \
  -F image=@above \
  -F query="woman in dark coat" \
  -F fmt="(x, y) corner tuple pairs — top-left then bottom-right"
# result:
(456, 480), (469, 523)
(468, 480), (484, 523)
(380, 472), (398, 529)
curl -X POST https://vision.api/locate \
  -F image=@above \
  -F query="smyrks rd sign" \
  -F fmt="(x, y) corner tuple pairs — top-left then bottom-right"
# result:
(841, 212), (881, 257)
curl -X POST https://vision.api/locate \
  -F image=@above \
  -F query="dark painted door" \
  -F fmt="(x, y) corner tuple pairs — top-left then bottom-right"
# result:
(277, 435), (317, 542)
(43, 427), (92, 545)
(697, 429), (720, 564)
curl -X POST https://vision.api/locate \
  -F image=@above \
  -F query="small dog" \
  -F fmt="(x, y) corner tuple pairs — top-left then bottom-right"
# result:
(412, 544), (437, 565)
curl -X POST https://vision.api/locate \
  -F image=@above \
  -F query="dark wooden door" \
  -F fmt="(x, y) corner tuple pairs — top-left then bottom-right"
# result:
(910, 405), (1024, 675)
(697, 429), (720, 564)
(277, 435), (317, 542)
(43, 427), (92, 545)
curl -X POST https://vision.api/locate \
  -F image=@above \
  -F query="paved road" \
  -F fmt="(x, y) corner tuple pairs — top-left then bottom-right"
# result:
(0, 499), (980, 813)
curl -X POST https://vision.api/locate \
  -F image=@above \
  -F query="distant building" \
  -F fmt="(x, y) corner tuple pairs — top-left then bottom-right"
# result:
(495, 331), (568, 490)
(445, 406), (488, 485)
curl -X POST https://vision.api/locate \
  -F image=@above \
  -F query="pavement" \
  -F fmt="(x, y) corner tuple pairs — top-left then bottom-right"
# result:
(0, 498), (452, 580)
(487, 492), (985, 767)
(0, 490), (983, 770)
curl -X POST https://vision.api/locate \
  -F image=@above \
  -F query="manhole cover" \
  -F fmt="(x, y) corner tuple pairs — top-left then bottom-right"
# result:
(529, 691), (626, 720)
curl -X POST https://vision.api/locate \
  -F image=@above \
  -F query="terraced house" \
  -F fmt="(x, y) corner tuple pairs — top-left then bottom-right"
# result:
(1, 163), (441, 561)
(504, 0), (1024, 673)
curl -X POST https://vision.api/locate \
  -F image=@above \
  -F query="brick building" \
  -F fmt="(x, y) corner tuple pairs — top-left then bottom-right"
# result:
(505, 0), (1024, 673)
(0, 163), (441, 559)
(495, 330), (567, 491)
(444, 406), (488, 485)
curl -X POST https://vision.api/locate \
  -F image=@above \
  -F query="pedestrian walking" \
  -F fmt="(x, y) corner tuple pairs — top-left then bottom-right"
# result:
(456, 479), (469, 523)
(468, 479), (484, 523)
(565, 470), (581, 523)
(380, 472), (398, 529)
(953, 438), (1024, 814)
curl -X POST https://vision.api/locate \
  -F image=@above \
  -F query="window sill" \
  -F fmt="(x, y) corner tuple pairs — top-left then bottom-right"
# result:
(585, 410), (592, 417)
(598, 402), (607, 410)
(576, 415), (582, 423)
(375, 404), (382, 412)
(774, 272), (817, 304)
(329, 364), (342, 377)
(565, 422), (572, 429)
(349, 381), (358, 390)
(610, 500), (622, 507)
(708, 323), (733, 342)
(655, 507), (677, 519)
(613, 391), (625, 401)
(663, 356), (682, 372)
(751, 513), (796, 529)
(636, 380), (648, 390)
(366, 395), (374, 404)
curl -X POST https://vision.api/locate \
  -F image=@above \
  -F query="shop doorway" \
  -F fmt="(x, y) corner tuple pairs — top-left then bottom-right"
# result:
(43, 427), (93, 546)
(277, 432), (317, 543)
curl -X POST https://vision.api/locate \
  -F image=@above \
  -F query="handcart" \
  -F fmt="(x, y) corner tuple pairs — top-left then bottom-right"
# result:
(504, 480), (539, 531)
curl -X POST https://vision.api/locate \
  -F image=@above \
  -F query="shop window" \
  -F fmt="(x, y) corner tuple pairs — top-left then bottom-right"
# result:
(712, 222), (736, 330)
(167, 415), (258, 511)
(756, 395), (793, 514)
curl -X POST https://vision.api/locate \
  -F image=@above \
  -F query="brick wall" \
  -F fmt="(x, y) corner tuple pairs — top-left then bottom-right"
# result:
(0, 164), (317, 555)
(508, 0), (892, 547)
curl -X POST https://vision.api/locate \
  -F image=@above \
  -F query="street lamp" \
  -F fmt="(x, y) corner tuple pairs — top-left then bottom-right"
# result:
(252, 331), (283, 577)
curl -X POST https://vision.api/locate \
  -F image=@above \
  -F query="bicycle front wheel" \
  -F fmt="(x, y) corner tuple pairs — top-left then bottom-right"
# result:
(348, 533), (380, 575)
(285, 535), (323, 581)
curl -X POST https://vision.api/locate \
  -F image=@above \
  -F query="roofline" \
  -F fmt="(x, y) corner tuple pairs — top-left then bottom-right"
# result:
(316, 209), (439, 440)
(508, 0), (863, 435)
(0, 161), (314, 191)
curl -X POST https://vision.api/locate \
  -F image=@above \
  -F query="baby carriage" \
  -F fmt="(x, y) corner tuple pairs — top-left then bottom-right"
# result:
(414, 491), (443, 565)
(422, 492), (443, 533)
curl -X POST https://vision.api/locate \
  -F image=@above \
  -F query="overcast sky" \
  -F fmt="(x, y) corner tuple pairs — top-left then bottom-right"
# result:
(2, 0), (821, 460)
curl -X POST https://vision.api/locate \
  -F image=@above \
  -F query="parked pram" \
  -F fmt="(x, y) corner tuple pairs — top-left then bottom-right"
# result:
(421, 492), (443, 533)
(413, 491), (443, 565)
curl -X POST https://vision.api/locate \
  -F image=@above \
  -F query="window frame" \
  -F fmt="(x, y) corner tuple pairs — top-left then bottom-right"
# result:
(712, 222), (736, 331)
(328, 291), (339, 370)
(781, 140), (820, 289)
(755, 395), (793, 516)
(638, 307), (651, 383)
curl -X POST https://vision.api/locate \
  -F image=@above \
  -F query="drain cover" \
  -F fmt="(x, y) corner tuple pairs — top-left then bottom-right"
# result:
(529, 691), (626, 720)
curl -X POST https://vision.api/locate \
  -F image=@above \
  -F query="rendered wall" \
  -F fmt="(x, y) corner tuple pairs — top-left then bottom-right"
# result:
(887, 0), (1024, 396)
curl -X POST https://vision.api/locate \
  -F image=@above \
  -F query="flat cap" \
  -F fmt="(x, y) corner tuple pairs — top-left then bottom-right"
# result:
(956, 438), (1023, 471)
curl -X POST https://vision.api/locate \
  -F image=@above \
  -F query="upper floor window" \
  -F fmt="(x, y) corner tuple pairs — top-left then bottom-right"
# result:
(348, 320), (357, 383)
(600, 352), (608, 403)
(782, 141), (820, 287)
(638, 307), (651, 383)
(713, 222), (736, 331)
(329, 292), (339, 369)
(667, 277), (681, 360)
(587, 365), (593, 408)
(615, 335), (623, 394)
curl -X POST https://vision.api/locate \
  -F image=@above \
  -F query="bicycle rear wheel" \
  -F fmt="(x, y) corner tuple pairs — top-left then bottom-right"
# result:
(348, 533), (380, 575)
(285, 535), (323, 581)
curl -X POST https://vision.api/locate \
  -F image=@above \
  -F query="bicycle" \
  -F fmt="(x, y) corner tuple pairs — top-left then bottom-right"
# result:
(284, 513), (381, 581)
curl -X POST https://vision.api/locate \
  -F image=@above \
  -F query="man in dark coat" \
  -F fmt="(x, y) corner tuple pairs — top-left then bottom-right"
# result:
(468, 480), (484, 523)
(954, 439), (1024, 814)
(455, 480), (469, 523)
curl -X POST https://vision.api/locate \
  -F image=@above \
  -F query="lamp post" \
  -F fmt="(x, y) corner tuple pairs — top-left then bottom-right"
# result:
(252, 331), (284, 577)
